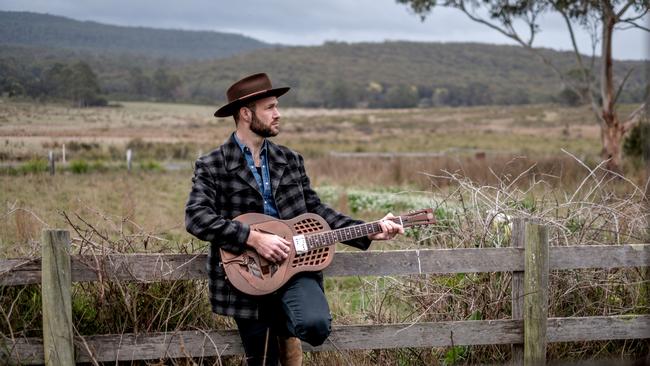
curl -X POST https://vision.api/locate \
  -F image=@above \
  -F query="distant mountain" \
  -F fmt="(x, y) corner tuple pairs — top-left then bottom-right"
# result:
(182, 41), (647, 106)
(0, 11), (271, 60)
(0, 11), (646, 107)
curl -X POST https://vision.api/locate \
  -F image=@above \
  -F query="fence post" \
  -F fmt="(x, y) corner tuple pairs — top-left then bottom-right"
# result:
(41, 229), (74, 365)
(511, 218), (525, 366)
(523, 221), (549, 366)
(126, 149), (132, 172)
(48, 151), (55, 176)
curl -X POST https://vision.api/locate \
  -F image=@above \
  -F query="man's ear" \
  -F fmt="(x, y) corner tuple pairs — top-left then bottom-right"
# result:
(239, 106), (252, 122)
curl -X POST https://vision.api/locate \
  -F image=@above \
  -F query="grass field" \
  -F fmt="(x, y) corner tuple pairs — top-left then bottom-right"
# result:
(1, 100), (613, 160)
(1, 99), (648, 365)
(0, 99), (626, 252)
(1, 99), (645, 248)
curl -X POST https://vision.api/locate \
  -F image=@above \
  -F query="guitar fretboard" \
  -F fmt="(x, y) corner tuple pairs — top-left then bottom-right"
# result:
(304, 217), (403, 250)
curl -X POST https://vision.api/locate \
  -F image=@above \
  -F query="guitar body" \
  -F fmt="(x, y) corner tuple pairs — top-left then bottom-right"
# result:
(220, 212), (333, 296)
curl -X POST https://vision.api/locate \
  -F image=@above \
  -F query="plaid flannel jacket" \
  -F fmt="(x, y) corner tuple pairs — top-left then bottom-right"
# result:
(185, 133), (371, 319)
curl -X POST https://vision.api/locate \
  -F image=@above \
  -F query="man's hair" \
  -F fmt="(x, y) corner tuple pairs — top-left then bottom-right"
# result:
(233, 101), (257, 124)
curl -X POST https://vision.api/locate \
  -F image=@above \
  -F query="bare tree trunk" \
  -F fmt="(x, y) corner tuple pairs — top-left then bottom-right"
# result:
(601, 117), (625, 174)
(599, 5), (624, 174)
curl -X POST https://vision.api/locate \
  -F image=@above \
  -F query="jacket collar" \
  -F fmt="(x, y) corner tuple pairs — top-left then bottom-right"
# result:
(224, 133), (287, 169)
(223, 133), (288, 194)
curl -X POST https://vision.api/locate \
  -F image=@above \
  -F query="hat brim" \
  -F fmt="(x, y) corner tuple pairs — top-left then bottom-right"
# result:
(214, 87), (290, 118)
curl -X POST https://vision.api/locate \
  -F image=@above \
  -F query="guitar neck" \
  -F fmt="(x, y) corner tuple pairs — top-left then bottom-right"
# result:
(303, 217), (404, 250)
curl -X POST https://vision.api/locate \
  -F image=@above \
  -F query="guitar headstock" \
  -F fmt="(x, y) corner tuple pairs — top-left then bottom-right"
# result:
(399, 208), (436, 228)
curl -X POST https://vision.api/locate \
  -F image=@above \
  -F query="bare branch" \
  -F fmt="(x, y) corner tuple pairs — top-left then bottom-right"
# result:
(587, 14), (600, 72)
(619, 7), (650, 22)
(457, 2), (521, 43)
(622, 102), (647, 133)
(560, 8), (586, 71)
(613, 67), (636, 105)
(524, 6), (540, 47)
(618, 20), (650, 32)
(616, 0), (640, 20)
(555, 4), (598, 109)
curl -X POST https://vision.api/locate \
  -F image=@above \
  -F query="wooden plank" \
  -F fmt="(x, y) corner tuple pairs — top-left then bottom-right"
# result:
(551, 244), (650, 270)
(70, 253), (209, 283)
(0, 249), (522, 285)
(0, 254), (209, 285)
(0, 258), (42, 286)
(75, 329), (244, 362)
(547, 315), (650, 342)
(324, 248), (523, 276)
(523, 222), (549, 366)
(75, 319), (523, 361)
(511, 218), (525, 366)
(5, 320), (521, 364)
(308, 319), (523, 351)
(41, 230), (74, 366)
(2, 245), (649, 286)
(1, 336), (43, 365)
(6, 316), (649, 364)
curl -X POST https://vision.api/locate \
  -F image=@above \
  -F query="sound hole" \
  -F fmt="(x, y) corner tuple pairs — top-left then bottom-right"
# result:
(291, 247), (330, 268)
(293, 218), (324, 234)
(245, 255), (278, 278)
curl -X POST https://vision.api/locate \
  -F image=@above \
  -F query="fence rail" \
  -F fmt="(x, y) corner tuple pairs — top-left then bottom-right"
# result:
(7, 316), (650, 364)
(2, 245), (648, 286)
(1, 220), (649, 365)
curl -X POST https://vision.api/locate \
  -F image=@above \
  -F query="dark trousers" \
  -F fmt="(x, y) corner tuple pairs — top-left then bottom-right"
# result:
(235, 273), (332, 366)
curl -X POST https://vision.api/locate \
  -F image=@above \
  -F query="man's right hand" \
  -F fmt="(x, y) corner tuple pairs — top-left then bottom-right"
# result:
(246, 230), (291, 263)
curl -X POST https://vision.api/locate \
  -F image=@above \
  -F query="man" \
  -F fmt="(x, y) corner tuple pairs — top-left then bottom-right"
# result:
(185, 73), (403, 366)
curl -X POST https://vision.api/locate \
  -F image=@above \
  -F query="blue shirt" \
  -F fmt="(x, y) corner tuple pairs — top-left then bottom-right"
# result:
(233, 133), (279, 218)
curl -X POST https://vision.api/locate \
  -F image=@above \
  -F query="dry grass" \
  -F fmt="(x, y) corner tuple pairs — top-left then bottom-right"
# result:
(1, 163), (648, 365)
(307, 153), (612, 190)
(0, 171), (192, 256)
(1, 100), (610, 162)
(1, 100), (648, 364)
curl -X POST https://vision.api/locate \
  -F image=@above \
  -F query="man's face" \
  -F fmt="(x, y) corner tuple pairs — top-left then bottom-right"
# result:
(248, 96), (281, 138)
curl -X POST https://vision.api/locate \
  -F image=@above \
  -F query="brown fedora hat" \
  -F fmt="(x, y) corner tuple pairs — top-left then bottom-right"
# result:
(214, 73), (290, 117)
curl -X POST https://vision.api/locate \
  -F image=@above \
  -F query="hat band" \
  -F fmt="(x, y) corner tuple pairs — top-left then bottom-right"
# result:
(231, 88), (271, 103)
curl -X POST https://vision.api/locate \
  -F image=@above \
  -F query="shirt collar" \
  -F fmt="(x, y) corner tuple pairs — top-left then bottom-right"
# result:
(232, 132), (267, 155)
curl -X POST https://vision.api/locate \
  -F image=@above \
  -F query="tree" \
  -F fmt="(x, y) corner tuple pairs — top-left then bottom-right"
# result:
(384, 84), (420, 108)
(128, 67), (152, 96)
(326, 79), (356, 108)
(397, 0), (649, 174)
(68, 61), (102, 107)
(43, 63), (71, 98)
(153, 67), (182, 101)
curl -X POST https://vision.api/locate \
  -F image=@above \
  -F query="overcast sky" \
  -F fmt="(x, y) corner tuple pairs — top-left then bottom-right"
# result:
(2, 0), (649, 60)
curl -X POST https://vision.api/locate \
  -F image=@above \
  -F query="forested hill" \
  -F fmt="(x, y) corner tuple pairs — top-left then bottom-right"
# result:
(0, 11), (646, 108)
(184, 41), (647, 107)
(0, 11), (271, 60)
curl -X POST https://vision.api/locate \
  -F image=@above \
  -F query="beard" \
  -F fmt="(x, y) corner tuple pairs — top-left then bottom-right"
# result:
(249, 112), (278, 138)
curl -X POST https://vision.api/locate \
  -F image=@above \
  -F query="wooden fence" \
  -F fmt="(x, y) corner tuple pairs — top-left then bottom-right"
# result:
(1, 219), (649, 365)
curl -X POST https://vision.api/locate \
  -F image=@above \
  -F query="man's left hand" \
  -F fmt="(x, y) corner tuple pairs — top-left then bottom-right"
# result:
(368, 212), (404, 240)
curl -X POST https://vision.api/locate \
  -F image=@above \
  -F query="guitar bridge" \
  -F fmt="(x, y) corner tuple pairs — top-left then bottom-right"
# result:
(293, 235), (308, 254)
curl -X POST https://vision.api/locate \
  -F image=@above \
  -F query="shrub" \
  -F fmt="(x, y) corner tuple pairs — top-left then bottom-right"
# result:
(19, 158), (48, 174)
(623, 122), (650, 158)
(91, 160), (108, 172)
(69, 159), (90, 174)
(140, 160), (162, 171)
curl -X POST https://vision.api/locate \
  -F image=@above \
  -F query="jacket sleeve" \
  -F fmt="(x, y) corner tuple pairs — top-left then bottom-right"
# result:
(185, 158), (249, 254)
(297, 154), (372, 251)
